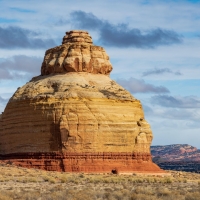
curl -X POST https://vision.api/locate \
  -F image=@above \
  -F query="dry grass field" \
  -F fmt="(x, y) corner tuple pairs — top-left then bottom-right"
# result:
(0, 162), (200, 200)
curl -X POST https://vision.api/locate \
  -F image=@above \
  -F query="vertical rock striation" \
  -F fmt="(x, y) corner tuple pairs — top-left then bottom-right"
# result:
(0, 30), (163, 173)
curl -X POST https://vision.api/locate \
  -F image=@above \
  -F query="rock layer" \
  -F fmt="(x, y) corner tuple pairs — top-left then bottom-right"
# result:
(41, 30), (112, 75)
(0, 30), (163, 173)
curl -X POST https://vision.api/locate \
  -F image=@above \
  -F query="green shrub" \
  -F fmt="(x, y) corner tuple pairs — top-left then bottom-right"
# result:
(163, 177), (173, 183)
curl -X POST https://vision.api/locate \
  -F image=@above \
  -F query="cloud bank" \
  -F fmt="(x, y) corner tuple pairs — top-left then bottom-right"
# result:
(151, 95), (200, 108)
(0, 26), (56, 49)
(0, 55), (42, 80)
(70, 10), (183, 48)
(142, 68), (182, 76)
(117, 77), (170, 93)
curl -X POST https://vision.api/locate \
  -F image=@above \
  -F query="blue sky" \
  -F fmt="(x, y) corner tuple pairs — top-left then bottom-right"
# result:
(0, 0), (200, 147)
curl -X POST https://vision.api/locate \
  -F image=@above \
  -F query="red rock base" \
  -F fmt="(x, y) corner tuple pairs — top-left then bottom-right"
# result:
(0, 152), (164, 173)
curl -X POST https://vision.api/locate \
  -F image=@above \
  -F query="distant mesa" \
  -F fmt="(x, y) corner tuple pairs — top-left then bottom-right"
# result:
(151, 144), (200, 172)
(151, 144), (200, 162)
(0, 30), (163, 174)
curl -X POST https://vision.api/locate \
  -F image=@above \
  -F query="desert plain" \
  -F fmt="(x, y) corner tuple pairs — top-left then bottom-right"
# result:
(0, 161), (200, 200)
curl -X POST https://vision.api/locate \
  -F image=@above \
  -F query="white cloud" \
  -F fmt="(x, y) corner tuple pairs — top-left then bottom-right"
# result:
(151, 95), (200, 108)
(0, 55), (42, 80)
(117, 77), (169, 93)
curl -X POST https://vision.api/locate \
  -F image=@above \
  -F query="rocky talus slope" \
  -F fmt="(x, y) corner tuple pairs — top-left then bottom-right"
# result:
(0, 30), (162, 173)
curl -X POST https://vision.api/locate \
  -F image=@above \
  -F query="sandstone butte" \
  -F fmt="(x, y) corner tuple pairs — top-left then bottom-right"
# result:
(0, 30), (164, 174)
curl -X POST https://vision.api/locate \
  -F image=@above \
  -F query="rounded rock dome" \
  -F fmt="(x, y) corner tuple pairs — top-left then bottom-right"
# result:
(0, 30), (163, 173)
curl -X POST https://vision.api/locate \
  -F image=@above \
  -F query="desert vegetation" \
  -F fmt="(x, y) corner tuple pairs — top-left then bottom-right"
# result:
(0, 162), (200, 200)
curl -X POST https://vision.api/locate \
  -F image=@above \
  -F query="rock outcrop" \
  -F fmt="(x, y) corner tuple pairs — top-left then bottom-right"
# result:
(41, 30), (112, 75)
(0, 30), (163, 173)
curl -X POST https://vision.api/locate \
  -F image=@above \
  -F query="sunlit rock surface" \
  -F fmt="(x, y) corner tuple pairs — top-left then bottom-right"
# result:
(0, 30), (162, 173)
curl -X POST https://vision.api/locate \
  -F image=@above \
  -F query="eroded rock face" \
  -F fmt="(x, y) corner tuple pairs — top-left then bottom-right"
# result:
(41, 30), (112, 75)
(0, 30), (163, 173)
